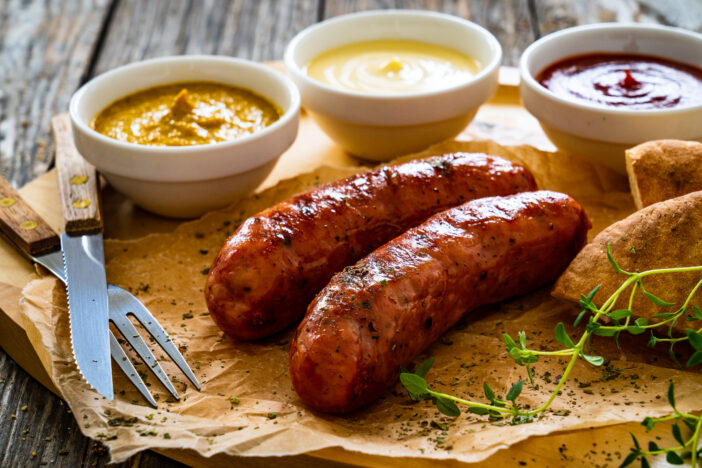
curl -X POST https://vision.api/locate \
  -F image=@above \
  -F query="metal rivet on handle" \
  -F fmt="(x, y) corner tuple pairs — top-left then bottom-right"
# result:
(0, 197), (15, 207)
(20, 220), (37, 230)
(72, 199), (91, 209)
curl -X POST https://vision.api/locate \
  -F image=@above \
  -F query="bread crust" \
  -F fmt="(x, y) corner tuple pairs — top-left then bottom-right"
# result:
(553, 191), (702, 332)
(626, 140), (702, 210)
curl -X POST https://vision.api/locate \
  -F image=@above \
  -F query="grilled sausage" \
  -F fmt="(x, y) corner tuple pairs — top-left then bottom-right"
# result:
(289, 191), (590, 413)
(206, 153), (537, 341)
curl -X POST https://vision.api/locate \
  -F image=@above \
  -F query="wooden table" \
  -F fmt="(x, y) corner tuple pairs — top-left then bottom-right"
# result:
(1, 1), (700, 466)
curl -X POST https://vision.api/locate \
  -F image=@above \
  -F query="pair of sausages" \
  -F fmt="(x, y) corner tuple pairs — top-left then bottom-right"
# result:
(205, 153), (590, 414)
(206, 153), (536, 340)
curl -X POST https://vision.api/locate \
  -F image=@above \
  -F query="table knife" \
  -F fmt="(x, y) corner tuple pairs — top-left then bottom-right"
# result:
(0, 174), (202, 407)
(52, 116), (112, 400)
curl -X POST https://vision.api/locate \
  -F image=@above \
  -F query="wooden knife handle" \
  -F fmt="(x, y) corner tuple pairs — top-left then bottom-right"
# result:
(0, 176), (60, 256)
(51, 114), (103, 234)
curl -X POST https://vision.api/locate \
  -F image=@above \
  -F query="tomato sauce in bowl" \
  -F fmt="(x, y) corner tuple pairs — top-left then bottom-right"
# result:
(536, 54), (702, 110)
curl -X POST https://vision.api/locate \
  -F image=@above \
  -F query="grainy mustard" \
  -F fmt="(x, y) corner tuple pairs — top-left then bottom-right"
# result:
(92, 82), (280, 146)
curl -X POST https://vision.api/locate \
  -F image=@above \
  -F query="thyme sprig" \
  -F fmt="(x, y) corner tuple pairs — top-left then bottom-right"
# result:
(621, 381), (702, 467)
(399, 244), (702, 464)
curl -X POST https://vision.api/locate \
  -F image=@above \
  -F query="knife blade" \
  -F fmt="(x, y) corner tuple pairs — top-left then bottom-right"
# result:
(60, 232), (112, 399)
(0, 174), (199, 407)
(53, 115), (113, 400)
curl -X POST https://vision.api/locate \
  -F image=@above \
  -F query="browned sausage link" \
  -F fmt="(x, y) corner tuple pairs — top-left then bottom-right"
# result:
(290, 191), (590, 414)
(206, 153), (537, 341)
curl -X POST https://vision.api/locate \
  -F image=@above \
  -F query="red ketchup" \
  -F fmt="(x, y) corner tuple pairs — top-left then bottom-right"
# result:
(536, 54), (702, 110)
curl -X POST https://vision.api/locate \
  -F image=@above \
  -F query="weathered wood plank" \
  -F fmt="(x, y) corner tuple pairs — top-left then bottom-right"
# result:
(463, 0), (535, 67)
(535, 0), (702, 36)
(322, 0), (535, 66)
(92, 0), (322, 76)
(0, 348), (186, 467)
(0, 0), (112, 188)
(1, 2), (322, 466)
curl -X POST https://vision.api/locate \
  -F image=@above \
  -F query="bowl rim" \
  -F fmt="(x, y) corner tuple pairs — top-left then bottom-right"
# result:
(519, 22), (702, 116)
(69, 54), (301, 155)
(283, 9), (502, 101)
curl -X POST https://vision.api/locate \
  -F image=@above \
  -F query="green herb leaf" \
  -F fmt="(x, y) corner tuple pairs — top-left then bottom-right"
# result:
(666, 451), (684, 465)
(647, 441), (659, 451)
(468, 407), (489, 415)
(667, 382), (677, 411)
(686, 329), (702, 351)
(683, 417), (697, 432)
(646, 333), (658, 348)
(483, 382), (496, 403)
(506, 380), (524, 403)
(503, 333), (517, 350)
(586, 322), (601, 333)
(642, 417), (655, 431)
(577, 286), (601, 321)
(626, 326), (646, 335)
(587, 285), (601, 302)
(509, 347), (523, 362)
(641, 289), (675, 307)
(671, 422), (684, 445)
(634, 317), (649, 327)
(619, 450), (638, 468)
(415, 357), (435, 378)
(608, 309), (632, 320)
(652, 312), (677, 319)
(555, 322), (575, 348)
(640, 456), (651, 468)
(400, 373), (428, 397)
(631, 433), (641, 450)
(435, 397), (460, 417)
(606, 244), (626, 274)
(593, 327), (618, 337)
(518, 331), (527, 348)
(573, 309), (588, 327)
(581, 354), (604, 366)
(693, 306), (702, 320)
(686, 350), (702, 367)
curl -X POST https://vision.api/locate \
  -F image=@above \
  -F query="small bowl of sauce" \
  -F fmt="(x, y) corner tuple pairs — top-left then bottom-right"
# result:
(537, 54), (702, 110)
(305, 39), (482, 95)
(70, 56), (300, 218)
(520, 24), (702, 173)
(92, 82), (281, 146)
(285, 10), (502, 161)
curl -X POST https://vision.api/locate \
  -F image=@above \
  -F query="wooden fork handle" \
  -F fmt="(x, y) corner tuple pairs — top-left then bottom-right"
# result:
(51, 114), (103, 235)
(0, 176), (60, 256)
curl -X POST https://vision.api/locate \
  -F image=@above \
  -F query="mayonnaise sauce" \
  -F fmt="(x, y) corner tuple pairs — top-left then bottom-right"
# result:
(306, 40), (481, 94)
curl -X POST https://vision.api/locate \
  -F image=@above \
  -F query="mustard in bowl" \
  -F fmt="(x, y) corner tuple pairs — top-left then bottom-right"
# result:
(70, 56), (300, 218)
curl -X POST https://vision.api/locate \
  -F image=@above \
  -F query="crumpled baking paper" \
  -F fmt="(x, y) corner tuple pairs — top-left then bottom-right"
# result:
(16, 136), (702, 464)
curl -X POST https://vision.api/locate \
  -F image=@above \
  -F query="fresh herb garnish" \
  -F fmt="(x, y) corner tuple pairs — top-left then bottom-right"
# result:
(399, 244), (702, 464)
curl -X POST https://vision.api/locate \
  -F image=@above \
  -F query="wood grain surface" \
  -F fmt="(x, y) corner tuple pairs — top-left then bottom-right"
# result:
(52, 115), (103, 234)
(0, 0), (112, 188)
(0, 176), (59, 257)
(0, 1), (700, 466)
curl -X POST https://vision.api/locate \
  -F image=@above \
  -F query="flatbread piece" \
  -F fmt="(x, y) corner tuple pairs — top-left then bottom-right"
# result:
(626, 139), (702, 210)
(553, 191), (702, 332)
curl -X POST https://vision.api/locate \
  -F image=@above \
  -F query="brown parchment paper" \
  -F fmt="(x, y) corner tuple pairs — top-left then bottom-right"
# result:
(16, 136), (702, 464)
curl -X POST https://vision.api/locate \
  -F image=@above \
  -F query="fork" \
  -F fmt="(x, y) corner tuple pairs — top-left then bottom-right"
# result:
(0, 175), (200, 407)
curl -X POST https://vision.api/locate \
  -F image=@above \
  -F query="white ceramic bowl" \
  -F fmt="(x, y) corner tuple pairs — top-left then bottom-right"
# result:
(520, 23), (702, 173)
(70, 55), (300, 218)
(284, 10), (501, 161)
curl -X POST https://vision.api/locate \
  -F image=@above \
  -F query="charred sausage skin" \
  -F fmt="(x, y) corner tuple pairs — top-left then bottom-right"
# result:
(206, 153), (536, 341)
(289, 191), (590, 414)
